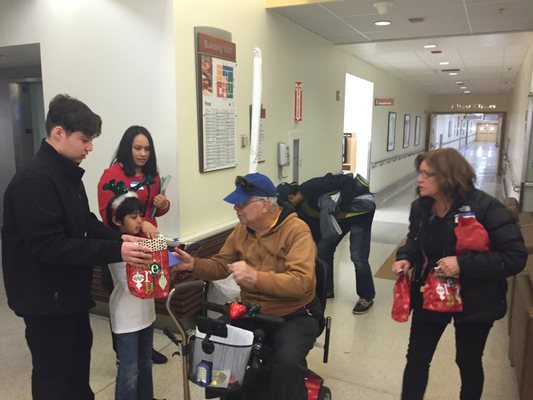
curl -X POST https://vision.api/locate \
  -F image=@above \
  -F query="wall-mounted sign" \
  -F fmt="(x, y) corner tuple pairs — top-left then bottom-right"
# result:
(294, 81), (303, 122)
(374, 98), (394, 106)
(196, 32), (237, 172)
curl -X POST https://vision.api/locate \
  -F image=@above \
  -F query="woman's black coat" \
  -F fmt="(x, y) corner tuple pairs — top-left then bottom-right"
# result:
(396, 189), (527, 323)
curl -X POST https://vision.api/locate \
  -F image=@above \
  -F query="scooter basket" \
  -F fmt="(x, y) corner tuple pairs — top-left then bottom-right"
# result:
(189, 328), (253, 388)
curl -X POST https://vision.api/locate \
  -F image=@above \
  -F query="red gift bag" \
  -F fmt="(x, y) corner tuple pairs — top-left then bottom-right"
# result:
(422, 269), (463, 312)
(126, 235), (171, 299)
(391, 274), (411, 322)
(454, 215), (490, 255)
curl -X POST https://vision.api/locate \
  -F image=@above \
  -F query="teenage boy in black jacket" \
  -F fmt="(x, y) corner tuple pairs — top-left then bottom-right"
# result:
(2, 94), (152, 400)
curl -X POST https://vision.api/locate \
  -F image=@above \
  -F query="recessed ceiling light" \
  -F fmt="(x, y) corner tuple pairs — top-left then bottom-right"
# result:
(374, 20), (391, 26)
(439, 61), (450, 65)
(460, 86), (467, 89)
(424, 44), (437, 49)
(464, 90), (471, 94)
(448, 72), (458, 76)
(456, 81), (464, 85)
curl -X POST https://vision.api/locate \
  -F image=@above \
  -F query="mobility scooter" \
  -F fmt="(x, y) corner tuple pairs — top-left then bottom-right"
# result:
(164, 258), (332, 400)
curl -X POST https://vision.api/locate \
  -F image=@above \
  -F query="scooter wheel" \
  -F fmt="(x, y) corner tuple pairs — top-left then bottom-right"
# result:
(318, 385), (331, 400)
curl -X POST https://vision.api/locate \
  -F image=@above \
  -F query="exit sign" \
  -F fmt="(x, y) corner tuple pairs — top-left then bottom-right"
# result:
(374, 98), (394, 106)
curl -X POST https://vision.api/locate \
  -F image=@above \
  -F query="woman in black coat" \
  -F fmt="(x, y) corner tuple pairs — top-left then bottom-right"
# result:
(392, 148), (526, 400)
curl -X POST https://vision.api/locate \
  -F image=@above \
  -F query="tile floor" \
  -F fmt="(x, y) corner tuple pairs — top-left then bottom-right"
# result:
(0, 142), (520, 399)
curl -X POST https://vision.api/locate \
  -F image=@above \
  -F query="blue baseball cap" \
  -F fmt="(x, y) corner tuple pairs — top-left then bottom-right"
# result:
(224, 173), (277, 205)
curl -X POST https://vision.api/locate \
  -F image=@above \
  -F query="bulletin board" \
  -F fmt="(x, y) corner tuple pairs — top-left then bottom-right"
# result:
(196, 32), (237, 172)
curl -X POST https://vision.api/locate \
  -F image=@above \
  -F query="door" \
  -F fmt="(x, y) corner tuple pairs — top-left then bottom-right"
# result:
(289, 130), (303, 184)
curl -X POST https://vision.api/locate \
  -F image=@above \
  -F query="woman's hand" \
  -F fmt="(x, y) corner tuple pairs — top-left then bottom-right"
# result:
(392, 259), (411, 275)
(141, 221), (159, 238)
(153, 191), (169, 210)
(436, 256), (460, 277)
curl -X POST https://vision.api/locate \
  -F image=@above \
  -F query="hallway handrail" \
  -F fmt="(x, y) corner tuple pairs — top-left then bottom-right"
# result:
(371, 150), (424, 169)
(503, 153), (521, 193)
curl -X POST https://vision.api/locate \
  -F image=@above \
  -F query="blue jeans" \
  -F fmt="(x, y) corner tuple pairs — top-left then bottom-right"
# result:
(113, 325), (154, 400)
(317, 211), (375, 300)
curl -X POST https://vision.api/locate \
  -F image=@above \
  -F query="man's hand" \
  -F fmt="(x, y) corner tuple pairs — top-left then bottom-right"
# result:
(228, 261), (257, 286)
(141, 221), (159, 239)
(171, 248), (195, 272)
(121, 235), (152, 267)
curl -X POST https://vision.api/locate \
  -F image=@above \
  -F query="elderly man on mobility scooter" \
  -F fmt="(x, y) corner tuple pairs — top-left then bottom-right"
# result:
(173, 172), (322, 400)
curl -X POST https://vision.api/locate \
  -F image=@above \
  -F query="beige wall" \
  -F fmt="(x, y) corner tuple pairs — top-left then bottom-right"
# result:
(173, 3), (345, 238)
(506, 45), (533, 200)
(172, 1), (431, 239)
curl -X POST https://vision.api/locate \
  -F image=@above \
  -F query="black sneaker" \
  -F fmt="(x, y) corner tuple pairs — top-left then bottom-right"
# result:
(152, 349), (168, 364)
(352, 298), (373, 314)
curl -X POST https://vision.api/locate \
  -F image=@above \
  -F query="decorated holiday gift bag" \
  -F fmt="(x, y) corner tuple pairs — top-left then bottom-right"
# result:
(391, 274), (411, 322)
(126, 235), (171, 299)
(422, 268), (463, 313)
(454, 215), (490, 255)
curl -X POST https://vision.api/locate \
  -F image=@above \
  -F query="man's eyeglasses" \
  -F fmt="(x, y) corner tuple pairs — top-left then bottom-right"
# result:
(236, 198), (266, 208)
(235, 175), (269, 195)
(418, 170), (437, 179)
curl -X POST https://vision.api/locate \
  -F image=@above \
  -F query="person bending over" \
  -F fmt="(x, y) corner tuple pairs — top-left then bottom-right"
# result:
(277, 172), (376, 314)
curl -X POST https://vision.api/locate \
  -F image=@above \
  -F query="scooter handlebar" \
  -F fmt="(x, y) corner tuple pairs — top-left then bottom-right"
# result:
(204, 301), (284, 326)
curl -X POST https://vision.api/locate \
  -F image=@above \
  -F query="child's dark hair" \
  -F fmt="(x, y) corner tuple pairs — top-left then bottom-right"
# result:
(106, 195), (143, 229)
(276, 182), (300, 206)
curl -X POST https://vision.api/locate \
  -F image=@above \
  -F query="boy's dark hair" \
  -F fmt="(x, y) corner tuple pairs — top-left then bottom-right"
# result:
(111, 125), (158, 177)
(45, 94), (102, 137)
(105, 195), (143, 229)
(276, 182), (300, 206)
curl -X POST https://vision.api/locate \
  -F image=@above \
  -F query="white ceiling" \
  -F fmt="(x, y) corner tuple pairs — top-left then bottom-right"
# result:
(268, 0), (533, 95)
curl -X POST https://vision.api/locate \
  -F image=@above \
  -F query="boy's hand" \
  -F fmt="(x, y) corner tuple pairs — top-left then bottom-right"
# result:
(141, 221), (158, 238)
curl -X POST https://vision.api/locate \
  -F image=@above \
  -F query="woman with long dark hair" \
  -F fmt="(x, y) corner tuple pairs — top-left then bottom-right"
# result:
(98, 125), (170, 227)
(97, 125), (170, 366)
